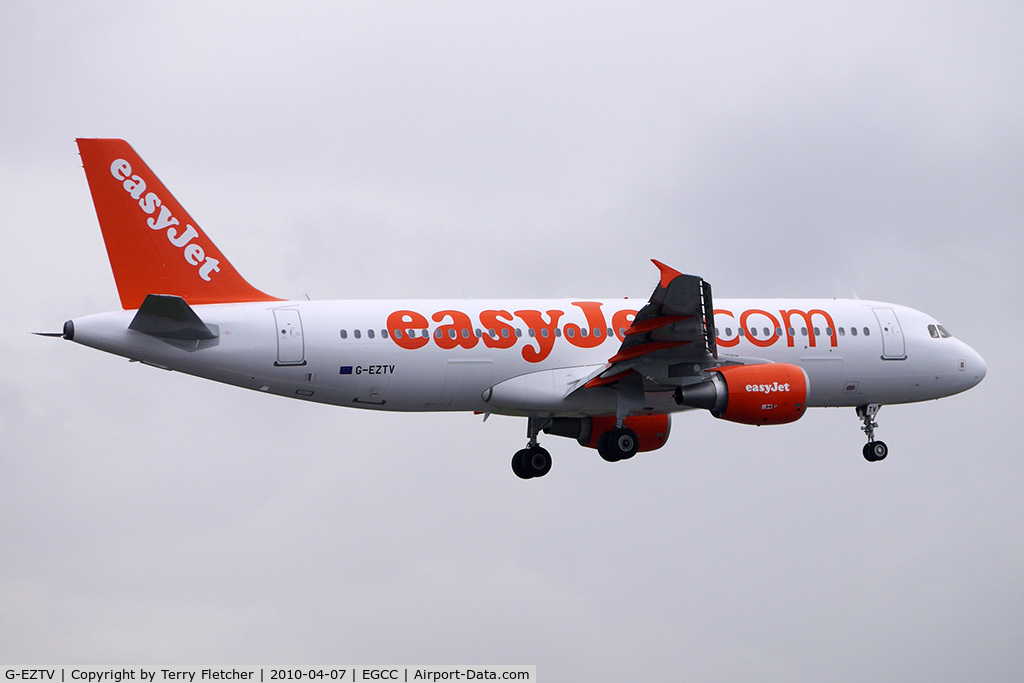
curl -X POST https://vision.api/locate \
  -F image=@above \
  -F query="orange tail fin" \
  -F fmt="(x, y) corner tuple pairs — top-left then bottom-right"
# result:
(77, 138), (280, 309)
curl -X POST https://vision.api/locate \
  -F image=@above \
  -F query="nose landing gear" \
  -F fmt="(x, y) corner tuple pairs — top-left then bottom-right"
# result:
(857, 404), (888, 462)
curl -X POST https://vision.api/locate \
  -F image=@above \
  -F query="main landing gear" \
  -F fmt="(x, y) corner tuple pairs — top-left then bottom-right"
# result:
(512, 416), (552, 479)
(857, 404), (888, 462)
(510, 416), (642, 478)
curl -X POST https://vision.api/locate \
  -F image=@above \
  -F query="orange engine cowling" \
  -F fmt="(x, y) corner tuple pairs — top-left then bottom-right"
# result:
(675, 363), (809, 425)
(544, 414), (672, 452)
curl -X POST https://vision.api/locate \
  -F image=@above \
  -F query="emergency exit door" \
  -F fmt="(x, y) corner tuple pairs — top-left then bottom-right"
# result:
(274, 309), (306, 366)
(873, 307), (906, 360)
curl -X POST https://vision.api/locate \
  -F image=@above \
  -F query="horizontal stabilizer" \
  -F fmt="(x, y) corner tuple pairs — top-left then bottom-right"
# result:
(129, 294), (218, 340)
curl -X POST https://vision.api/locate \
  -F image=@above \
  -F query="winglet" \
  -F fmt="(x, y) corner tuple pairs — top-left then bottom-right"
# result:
(77, 138), (281, 309)
(651, 259), (683, 289)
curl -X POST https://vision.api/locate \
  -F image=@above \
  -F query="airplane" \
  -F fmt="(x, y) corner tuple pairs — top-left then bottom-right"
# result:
(45, 138), (987, 479)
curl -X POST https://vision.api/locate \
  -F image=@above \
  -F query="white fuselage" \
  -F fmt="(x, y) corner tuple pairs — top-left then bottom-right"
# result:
(68, 296), (987, 417)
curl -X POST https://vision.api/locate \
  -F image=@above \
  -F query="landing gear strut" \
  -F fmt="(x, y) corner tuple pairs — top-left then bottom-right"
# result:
(857, 404), (888, 462)
(512, 416), (552, 479)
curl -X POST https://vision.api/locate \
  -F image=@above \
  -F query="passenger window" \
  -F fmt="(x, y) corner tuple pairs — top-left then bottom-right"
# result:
(593, 327), (602, 337)
(764, 327), (771, 337)
(725, 327), (732, 336)
(608, 328), (614, 337)
(749, 327), (758, 337)
(839, 327), (845, 336)
(381, 329), (388, 339)
(788, 327), (795, 336)
(738, 327), (745, 337)
(555, 328), (562, 337)
(800, 328), (807, 336)
(354, 329), (361, 339)
(529, 329), (536, 338)
(863, 327), (870, 336)
(825, 327), (833, 336)
(851, 327), (858, 336)
(775, 327), (782, 336)
(813, 327), (820, 336)
(461, 329), (469, 339)
(340, 329), (348, 339)
(501, 328), (510, 338)
(434, 329), (442, 339)
(394, 329), (402, 339)
(516, 329), (522, 338)
(541, 328), (549, 338)
(368, 329), (375, 339)
(566, 327), (576, 338)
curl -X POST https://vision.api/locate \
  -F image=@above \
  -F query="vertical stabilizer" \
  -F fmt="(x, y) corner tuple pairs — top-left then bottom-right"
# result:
(77, 138), (280, 309)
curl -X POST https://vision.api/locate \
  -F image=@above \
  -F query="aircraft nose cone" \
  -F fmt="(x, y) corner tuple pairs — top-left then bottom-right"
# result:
(965, 345), (987, 387)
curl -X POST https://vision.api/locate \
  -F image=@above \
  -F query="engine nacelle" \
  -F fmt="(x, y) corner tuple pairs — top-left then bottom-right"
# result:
(675, 363), (809, 425)
(544, 414), (672, 452)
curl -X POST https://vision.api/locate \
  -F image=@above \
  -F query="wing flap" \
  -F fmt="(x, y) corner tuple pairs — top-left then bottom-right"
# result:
(583, 368), (637, 389)
(625, 315), (690, 335)
(608, 340), (689, 364)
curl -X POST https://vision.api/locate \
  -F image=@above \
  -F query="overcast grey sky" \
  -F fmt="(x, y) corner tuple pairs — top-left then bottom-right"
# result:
(2, 1), (1022, 680)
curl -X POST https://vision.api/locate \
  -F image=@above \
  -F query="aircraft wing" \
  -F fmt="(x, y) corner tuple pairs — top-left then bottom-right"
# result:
(577, 261), (719, 391)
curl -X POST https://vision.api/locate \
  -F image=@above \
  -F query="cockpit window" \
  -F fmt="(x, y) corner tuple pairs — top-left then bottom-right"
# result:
(928, 324), (953, 339)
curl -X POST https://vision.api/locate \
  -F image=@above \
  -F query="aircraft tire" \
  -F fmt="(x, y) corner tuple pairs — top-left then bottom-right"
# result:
(512, 449), (533, 479)
(870, 441), (888, 461)
(526, 446), (552, 478)
(597, 432), (620, 462)
(612, 428), (639, 460)
(863, 441), (888, 462)
(598, 428), (639, 462)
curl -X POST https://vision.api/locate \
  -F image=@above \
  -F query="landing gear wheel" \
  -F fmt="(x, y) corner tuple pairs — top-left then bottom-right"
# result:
(614, 428), (639, 460)
(511, 449), (532, 479)
(597, 428), (639, 462)
(597, 432), (619, 462)
(863, 441), (888, 462)
(512, 446), (552, 479)
(525, 446), (552, 477)
(856, 405), (888, 462)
